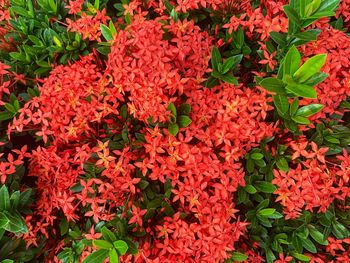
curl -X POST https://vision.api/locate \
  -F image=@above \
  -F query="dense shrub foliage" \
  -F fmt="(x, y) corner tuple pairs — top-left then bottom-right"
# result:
(0, 0), (350, 262)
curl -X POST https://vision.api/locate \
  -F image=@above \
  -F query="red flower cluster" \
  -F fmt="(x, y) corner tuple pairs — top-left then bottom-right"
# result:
(273, 141), (350, 219)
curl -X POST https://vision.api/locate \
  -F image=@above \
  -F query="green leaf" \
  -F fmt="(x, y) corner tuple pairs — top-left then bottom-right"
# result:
(231, 252), (248, 262)
(113, 240), (128, 255)
(273, 95), (289, 116)
(101, 227), (117, 243)
(93, 240), (113, 249)
(255, 182), (277, 193)
(0, 185), (10, 211)
(303, 72), (328, 86)
(293, 54), (327, 83)
(221, 55), (243, 74)
(258, 208), (276, 216)
(244, 185), (257, 194)
(305, 0), (321, 16)
(289, 98), (299, 115)
(296, 104), (323, 117)
(178, 115), (192, 128)
(259, 78), (286, 94)
(178, 104), (191, 115)
(292, 252), (310, 262)
(276, 157), (289, 172)
(292, 115), (311, 125)
(284, 5), (301, 25)
(269, 32), (286, 46)
(59, 218), (69, 236)
(82, 249), (109, 263)
(109, 249), (119, 263)
(0, 111), (14, 121)
(283, 45), (301, 76)
(211, 47), (221, 71)
(167, 103), (177, 117)
(251, 153), (264, 160)
(301, 238), (317, 253)
(0, 212), (9, 228)
(168, 123), (179, 136)
(309, 228), (328, 245)
(100, 24), (113, 41)
(2, 211), (28, 234)
(213, 71), (238, 85)
(286, 84), (317, 98)
(4, 103), (15, 114)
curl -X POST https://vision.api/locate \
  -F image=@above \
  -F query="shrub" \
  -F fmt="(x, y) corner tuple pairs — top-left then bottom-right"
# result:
(0, 0), (350, 263)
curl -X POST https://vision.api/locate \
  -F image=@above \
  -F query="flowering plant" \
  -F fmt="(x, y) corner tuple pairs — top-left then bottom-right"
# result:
(1, 0), (350, 262)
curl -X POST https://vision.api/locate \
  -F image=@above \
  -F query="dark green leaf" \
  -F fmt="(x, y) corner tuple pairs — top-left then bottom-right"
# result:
(276, 157), (289, 172)
(269, 32), (286, 46)
(301, 238), (317, 253)
(82, 249), (109, 263)
(178, 115), (192, 128)
(167, 103), (177, 117)
(168, 123), (179, 136)
(0, 212), (9, 228)
(309, 228), (328, 245)
(221, 55), (243, 74)
(2, 211), (28, 234)
(255, 182), (277, 193)
(211, 47), (221, 71)
(303, 72), (328, 86)
(0, 185), (10, 211)
(244, 185), (257, 194)
(284, 5), (301, 25)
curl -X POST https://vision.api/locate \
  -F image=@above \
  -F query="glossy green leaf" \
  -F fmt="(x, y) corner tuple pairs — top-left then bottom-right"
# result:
(309, 228), (328, 245)
(273, 95), (289, 116)
(296, 104), (323, 117)
(301, 238), (317, 253)
(93, 240), (113, 249)
(255, 182), (277, 193)
(0, 185), (10, 211)
(286, 84), (317, 98)
(109, 249), (119, 263)
(292, 115), (311, 125)
(211, 47), (221, 71)
(293, 54), (327, 83)
(101, 227), (117, 243)
(251, 153), (264, 160)
(292, 252), (310, 262)
(113, 240), (128, 255)
(258, 208), (276, 216)
(0, 212), (9, 228)
(303, 72), (328, 86)
(221, 55), (243, 74)
(244, 185), (257, 194)
(2, 211), (28, 234)
(276, 157), (289, 172)
(284, 5), (301, 25)
(283, 45), (301, 76)
(100, 24), (113, 41)
(259, 78), (285, 94)
(82, 249), (109, 263)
